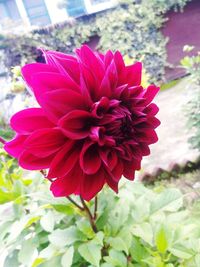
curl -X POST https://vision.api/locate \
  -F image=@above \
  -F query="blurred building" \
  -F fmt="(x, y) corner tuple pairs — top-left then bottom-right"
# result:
(0, 0), (117, 33)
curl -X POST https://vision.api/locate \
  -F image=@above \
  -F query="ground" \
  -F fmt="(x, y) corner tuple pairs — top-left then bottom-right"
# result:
(138, 77), (199, 179)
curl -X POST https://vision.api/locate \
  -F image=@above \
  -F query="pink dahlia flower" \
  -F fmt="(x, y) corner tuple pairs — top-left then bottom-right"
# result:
(4, 45), (160, 200)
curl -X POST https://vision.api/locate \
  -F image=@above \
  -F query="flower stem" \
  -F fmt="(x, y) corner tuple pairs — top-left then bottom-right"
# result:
(80, 196), (98, 233)
(94, 196), (98, 220)
(67, 196), (84, 211)
(0, 136), (6, 144)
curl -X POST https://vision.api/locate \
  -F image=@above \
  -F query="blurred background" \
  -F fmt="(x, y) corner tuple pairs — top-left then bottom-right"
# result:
(0, 1), (200, 266)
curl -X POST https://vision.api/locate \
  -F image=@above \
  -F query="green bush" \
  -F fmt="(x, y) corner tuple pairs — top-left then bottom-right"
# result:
(181, 47), (200, 151)
(1, 149), (200, 267)
(0, 0), (190, 82)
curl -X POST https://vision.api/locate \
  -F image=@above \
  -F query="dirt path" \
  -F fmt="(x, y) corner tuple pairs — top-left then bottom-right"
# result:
(138, 78), (199, 179)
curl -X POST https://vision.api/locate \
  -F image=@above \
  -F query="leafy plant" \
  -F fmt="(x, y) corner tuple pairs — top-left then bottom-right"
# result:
(1, 149), (200, 266)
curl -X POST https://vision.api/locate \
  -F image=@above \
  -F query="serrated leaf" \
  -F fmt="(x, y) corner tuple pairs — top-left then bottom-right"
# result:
(78, 241), (101, 266)
(61, 247), (74, 267)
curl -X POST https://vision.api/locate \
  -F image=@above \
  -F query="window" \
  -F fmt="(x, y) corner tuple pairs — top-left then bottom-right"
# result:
(0, 0), (21, 22)
(90, 0), (110, 4)
(66, 0), (86, 17)
(23, 0), (50, 26)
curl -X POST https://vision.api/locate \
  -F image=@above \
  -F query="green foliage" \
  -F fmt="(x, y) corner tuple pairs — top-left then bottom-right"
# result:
(0, 0), (190, 82)
(181, 48), (200, 151)
(1, 150), (200, 266)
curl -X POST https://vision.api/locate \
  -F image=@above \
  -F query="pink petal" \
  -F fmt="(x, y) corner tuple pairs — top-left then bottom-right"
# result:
(48, 141), (80, 178)
(10, 108), (54, 134)
(58, 110), (92, 139)
(24, 128), (66, 158)
(80, 141), (101, 175)
(4, 135), (27, 158)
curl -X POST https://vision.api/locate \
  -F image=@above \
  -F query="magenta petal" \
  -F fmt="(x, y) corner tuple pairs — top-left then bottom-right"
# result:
(4, 135), (27, 158)
(144, 103), (159, 116)
(59, 110), (92, 139)
(24, 128), (66, 158)
(77, 45), (104, 82)
(31, 72), (80, 102)
(50, 164), (82, 197)
(10, 108), (54, 134)
(126, 62), (142, 86)
(40, 89), (87, 121)
(81, 169), (105, 201)
(21, 63), (58, 89)
(19, 150), (54, 170)
(80, 141), (101, 175)
(143, 85), (160, 105)
(48, 141), (80, 178)
(100, 149), (117, 171)
(123, 160), (139, 180)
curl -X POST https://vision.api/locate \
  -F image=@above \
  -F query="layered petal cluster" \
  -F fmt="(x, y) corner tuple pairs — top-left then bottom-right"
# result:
(4, 45), (160, 200)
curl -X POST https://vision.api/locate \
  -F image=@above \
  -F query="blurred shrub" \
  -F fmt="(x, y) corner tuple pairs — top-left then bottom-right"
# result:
(1, 149), (200, 266)
(0, 0), (190, 83)
(181, 47), (200, 151)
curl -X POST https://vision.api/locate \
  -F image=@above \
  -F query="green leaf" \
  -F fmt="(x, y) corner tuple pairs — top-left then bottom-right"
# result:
(155, 226), (168, 254)
(32, 258), (45, 267)
(61, 247), (74, 267)
(78, 241), (101, 267)
(52, 204), (74, 215)
(169, 245), (194, 259)
(18, 238), (38, 265)
(131, 222), (153, 245)
(40, 211), (55, 232)
(76, 220), (95, 239)
(130, 237), (148, 262)
(151, 189), (183, 214)
(104, 249), (127, 267)
(49, 226), (81, 247)
(37, 256), (61, 267)
(107, 237), (129, 255)
(3, 250), (19, 267)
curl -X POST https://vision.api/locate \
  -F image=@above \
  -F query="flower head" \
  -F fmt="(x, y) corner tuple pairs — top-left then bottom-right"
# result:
(4, 45), (160, 200)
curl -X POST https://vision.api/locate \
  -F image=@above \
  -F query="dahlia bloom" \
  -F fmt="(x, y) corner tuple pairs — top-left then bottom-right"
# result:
(4, 45), (160, 200)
